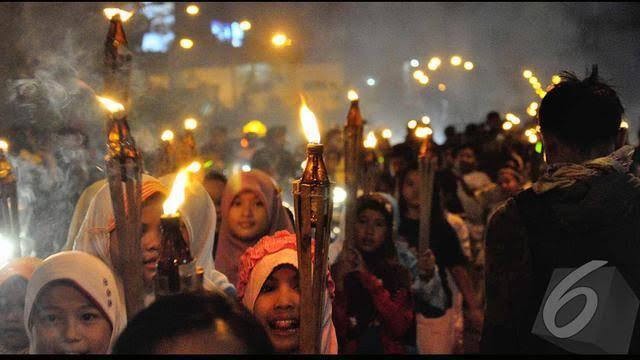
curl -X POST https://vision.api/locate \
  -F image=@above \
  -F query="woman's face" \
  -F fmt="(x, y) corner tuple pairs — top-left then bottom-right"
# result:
(355, 208), (388, 254)
(31, 282), (112, 354)
(401, 170), (420, 209)
(253, 265), (300, 354)
(0, 276), (29, 351)
(227, 191), (269, 243)
(497, 172), (521, 197)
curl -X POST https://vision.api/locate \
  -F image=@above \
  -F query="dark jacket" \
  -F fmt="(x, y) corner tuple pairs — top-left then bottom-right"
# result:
(481, 171), (640, 354)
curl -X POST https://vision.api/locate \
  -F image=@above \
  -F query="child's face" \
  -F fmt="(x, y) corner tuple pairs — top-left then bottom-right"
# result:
(498, 172), (521, 196)
(253, 265), (300, 354)
(0, 276), (29, 351)
(401, 170), (420, 208)
(355, 208), (388, 254)
(227, 191), (269, 243)
(32, 282), (112, 354)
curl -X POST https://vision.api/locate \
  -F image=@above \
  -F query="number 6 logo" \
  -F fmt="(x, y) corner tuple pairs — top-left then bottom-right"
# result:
(543, 260), (607, 339)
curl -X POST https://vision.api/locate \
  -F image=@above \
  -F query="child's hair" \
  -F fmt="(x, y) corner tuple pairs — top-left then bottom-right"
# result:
(112, 291), (274, 354)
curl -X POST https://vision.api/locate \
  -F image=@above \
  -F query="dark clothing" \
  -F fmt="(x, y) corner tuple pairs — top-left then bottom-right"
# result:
(481, 171), (640, 354)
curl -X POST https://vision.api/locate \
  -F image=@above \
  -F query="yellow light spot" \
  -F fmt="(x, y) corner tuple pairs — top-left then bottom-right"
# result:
(418, 75), (429, 85)
(530, 102), (539, 110)
(272, 33), (289, 47)
(96, 96), (125, 113)
(529, 77), (538, 85)
(163, 169), (189, 216)
(103, 8), (134, 22)
(347, 90), (359, 101)
(184, 118), (198, 130)
(242, 120), (268, 137)
(463, 61), (474, 70)
(382, 129), (392, 139)
(186, 4), (199, 15)
(413, 70), (425, 80)
(299, 95), (321, 144)
(180, 38), (194, 49)
(438, 83), (446, 92)
(502, 122), (513, 131)
(532, 82), (541, 90)
(415, 126), (432, 138)
(0, 140), (8, 152)
(450, 56), (462, 66)
(161, 130), (175, 142)
(621, 120), (629, 129)
(421, 116), (430, 125)
(186, 161), (202, 173)
(528, 134), (538, 144)
(239, 20), (252, 31)
(523, 70), (533, 79)
(429, 57), (442, 70)
(527, 108), (537, 117)
(364, 131), (378, 149)
(551, 75), (562, 85)
(408, 120), (418, 129)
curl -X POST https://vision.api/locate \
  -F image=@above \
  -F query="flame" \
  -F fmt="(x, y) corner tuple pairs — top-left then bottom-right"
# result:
(186, 161), (202, 173)
(348, 90), (359, 101)
(161, 130), (175, 142)
(103, 8), (133, 22)
(621, 120), (629, 129)
(408, 120), (418, 129)
(184, 118), (198, 130)
(97, 96), (125, 113)
(163, 169), (189, 216)
(0, 140), (8, 152)
(364, 131), (377, 149)
(299, 95), (321, 144)
(415, 127), (432, 138)
(528, 134), (539, 144)
(381, 129), (392, 139)
(502, 122), (513, 131)
(421, 116), (430, 125)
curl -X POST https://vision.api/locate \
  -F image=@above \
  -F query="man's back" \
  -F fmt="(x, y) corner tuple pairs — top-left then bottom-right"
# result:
(481, 170), (640, 353)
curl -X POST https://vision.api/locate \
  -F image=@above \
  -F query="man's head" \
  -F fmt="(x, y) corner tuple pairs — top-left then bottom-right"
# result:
(453, 143), (477, 174)
(539, 66), (624, 164)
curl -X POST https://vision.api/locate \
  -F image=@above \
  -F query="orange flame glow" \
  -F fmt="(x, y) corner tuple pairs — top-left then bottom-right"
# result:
(299, 95), (321, 144)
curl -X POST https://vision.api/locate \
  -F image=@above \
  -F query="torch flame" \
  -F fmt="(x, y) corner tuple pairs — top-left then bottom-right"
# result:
(186, 161), (202, 173)
(97, 96), (125, 113)
(163, 169), (189, 216)
(0, 140), (8, 152)
(381, 129), (392, 139)
(299, 95), (321, 144)
(161, 130), (175, 142)
(364, 131), (377, 149)
(184, 118), (198, 130)
(103, 8), (133, 22)
(347, 90), (359, 101)
(415, 127), (432, 139)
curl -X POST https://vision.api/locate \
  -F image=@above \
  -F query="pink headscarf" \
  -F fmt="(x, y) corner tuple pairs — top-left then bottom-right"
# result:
(236, 230), (337, 354)
(214, 170), (294, 285)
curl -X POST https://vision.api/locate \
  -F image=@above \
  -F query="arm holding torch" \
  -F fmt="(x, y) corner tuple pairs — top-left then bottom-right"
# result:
(293, 99), (334, 354)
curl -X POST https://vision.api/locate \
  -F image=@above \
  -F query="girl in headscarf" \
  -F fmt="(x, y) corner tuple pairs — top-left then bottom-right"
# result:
(73, 174), (234, 310)
(0, 257), (42, 354)
(215, 170), (294, 285)
(236, 230), (338, 354)
(24, 251), (126, 354)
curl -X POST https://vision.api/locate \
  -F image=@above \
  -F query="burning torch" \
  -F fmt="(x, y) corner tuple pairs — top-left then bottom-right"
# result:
(362, 131), (379, 195)
(293, 96), (333, 354)
(181, 118), (198, 166)
(0, 139), (19, 257)
(103, 8), (133, 108)
(416, 126), (436, 253)
(97, 96), (145, 320)
(160, 129), (176, 175)
(343, 90), (363, 250)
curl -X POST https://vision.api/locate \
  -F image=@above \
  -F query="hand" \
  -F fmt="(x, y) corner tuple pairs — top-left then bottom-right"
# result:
(417, 249), (436, 281)
(333, 248), (364, 292)
(342, 247), (366, 274)
(467, 306), (484, 333)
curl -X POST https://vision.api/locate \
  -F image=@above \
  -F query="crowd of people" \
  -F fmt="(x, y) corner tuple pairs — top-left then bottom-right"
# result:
(1, 68), (640, 354)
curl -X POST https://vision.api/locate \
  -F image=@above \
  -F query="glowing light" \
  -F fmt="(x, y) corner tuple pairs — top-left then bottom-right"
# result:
(299, 96), (321, 144)
(163, 169), (189, 216)
(271, 33), (290, 47)
(502, 122), (513, 131)
(551, 75), (562, 85)
(186, 161), (202, 173)
(179, 38), (194, 49)
(241, 164), (251, 172)
(240, 138), (249, 148)
(450, 56), (462, 66)
(421, 116), (431, 125)
(529, 77), (538, 85)
(538, 91), (547, 99)
(535, 141), (543, 153)
(535, 125), (541, 132)
(184, 118), (198, 130)
(413, 70), (425, 80)
(438, 83), (446, 92)
(410, 59), (420, 67)
(300, 159), (307, 170)
(161, 130), (175, 142)
(408, 120), (418, 129)
(382, 129), (392, 139)
(532, 82), (541, 90)
(415, 126), (432, 138)
(529, 102), (539, 110)
(523, 70), (533, 79)
(527, 107), (537, 117)
(103, 8), (134, 22)
(621, 121), (629, 129)
(186, 4), (199, 15)
(428, 57), (442, 70)
(239, 20), (252, 31)
(242, 120), (268, 137)
(418, 75), (429, 85)
(366, 78), (376, 86)
(0, 234), (15, 266)
(333, 186), (347, 204)
(505, 113), (521, 125)
(0, 140), (8, 152)
(364, 131), (378, 149)
(463, 61), (474, 70)
(96, 96), (125, 113)
(528, 134), (538, 144)
(348, 90), (359, 101)
(525, 129), (534, 137)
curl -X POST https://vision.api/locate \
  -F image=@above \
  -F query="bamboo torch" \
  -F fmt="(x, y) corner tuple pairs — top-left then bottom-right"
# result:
(343, 90), (363, 250)
(0, 139), (20, 257)
(416, 126), (436, 253)
(103, 8), (133, 107)
(362, 131), (378, 195)
(160, 129), (176, 175)
(97, 96), (145, 320)
(293, 96), (333, 354)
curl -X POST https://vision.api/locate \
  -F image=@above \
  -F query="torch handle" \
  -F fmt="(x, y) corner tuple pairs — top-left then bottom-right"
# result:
(418, 156), (436, 254)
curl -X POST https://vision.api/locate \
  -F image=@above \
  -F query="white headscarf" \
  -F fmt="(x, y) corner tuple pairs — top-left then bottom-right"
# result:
(24, 251), (126, 354)
(159, 172), (235, 295)
(63, 179), (106, 251)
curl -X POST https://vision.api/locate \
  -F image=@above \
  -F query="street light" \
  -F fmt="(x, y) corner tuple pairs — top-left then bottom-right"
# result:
(179, 38), (194, 49)
(186, 4), (199, 15)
